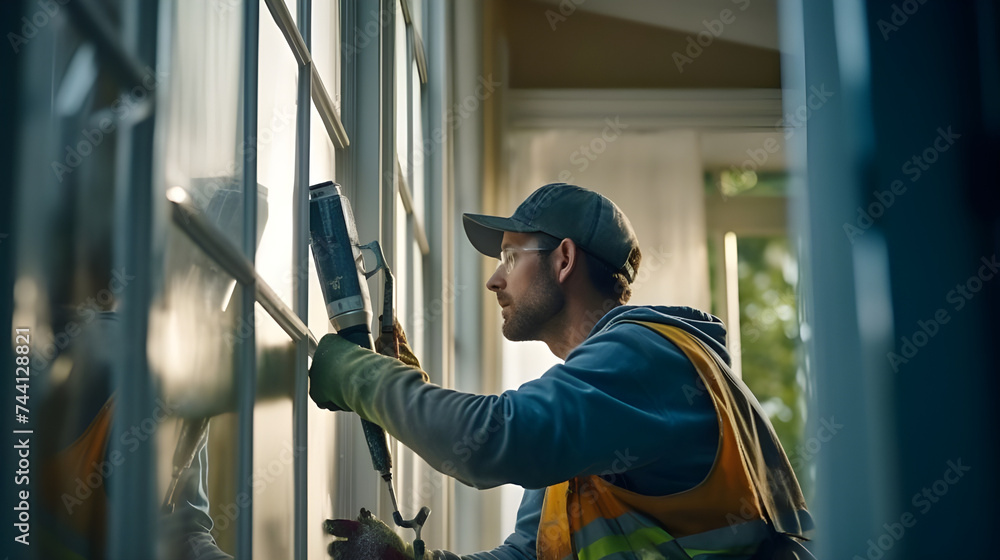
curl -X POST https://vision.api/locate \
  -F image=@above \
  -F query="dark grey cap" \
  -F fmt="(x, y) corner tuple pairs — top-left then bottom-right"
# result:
(463, 183), (639, 283)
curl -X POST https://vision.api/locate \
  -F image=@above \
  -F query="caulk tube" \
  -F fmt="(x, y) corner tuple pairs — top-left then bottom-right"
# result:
(309, 181), (392, 477)
(308, 181), (373, 332)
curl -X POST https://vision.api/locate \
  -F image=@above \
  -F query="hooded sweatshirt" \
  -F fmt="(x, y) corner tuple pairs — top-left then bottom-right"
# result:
(346, 305), (727, 560)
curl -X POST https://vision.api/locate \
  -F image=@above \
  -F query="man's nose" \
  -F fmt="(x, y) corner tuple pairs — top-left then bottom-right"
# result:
(486, 267), (505, 292)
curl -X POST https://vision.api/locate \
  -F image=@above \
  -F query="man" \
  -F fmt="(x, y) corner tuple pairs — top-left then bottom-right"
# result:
(309, 183), (814, 559)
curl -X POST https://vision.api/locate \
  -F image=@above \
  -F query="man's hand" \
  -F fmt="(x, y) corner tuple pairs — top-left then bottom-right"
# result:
(308, 324), (429, 414)
(375, 317), (423, 370)
(308, 333), (359, 412)
(325, 508), (412, 560)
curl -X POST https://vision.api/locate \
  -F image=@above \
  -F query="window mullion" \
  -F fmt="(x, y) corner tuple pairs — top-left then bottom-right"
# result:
(293, 0), (312, 559)
(236, 1), (259, 557)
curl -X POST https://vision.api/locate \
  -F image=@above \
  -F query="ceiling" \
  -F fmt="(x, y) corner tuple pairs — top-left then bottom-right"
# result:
(533, 0), (780, 51)
(701, 131), (786, 171)
(503, 1), (786, 171)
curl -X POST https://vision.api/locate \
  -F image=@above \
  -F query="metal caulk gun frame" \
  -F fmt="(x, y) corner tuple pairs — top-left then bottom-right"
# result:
(356, 240), (432, 558)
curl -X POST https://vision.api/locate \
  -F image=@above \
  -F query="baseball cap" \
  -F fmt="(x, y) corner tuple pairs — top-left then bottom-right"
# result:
(463, 183), (639, 283)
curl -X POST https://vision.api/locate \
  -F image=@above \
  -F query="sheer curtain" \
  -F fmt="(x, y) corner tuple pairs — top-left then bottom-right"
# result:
(497, 127), (710, 536)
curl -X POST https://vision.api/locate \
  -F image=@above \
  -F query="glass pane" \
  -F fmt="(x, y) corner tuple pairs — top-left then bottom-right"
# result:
(735, 236), (808, 488)
(253, 304), (296, 558)
(395, 195), (409, 329)
(312, 0), (341, 115)
(409, 0), (423, 34)
(395, 1), (410, 180)
(256, 3), (300, 304)
(411, 59), (425, 224)
(152, 4), (251, 555)
(163, 0), (246, 245)
(148, 227), (243, 559)
(310, 101), (337, 184)
(306, 229), (341, 560)
(408, 236), (424, 359)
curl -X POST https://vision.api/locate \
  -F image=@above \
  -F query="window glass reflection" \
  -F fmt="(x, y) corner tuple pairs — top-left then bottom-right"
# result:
(256, 4), (300, 305)
(253, 306), (296, 559)
(29, 20), (130, 560)
(149, 229), (243, 559)
(163, 0), (246, 223)
(312, 0), (341, 115)
(410, 59), (425, 224)
(395, 2), (409, 180)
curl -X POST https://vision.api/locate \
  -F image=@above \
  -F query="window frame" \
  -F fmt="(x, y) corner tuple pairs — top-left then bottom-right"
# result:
(69, 0), (448, 555)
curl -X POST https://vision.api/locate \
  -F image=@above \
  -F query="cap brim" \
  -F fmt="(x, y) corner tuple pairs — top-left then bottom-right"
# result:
(462, 213), (537, 258)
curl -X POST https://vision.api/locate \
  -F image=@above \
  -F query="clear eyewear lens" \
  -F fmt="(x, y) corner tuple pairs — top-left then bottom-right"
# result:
(500, 248), (515, 274)
(499, 247), (551, 274)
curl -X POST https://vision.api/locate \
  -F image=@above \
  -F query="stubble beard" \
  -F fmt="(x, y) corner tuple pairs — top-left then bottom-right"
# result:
(501, 266), (565, 342)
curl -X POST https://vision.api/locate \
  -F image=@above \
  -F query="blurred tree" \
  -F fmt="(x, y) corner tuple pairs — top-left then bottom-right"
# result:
(735, 237), (808, 492)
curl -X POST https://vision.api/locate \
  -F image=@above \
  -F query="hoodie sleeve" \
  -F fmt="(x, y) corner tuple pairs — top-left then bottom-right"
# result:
(332, 321), (718, 492)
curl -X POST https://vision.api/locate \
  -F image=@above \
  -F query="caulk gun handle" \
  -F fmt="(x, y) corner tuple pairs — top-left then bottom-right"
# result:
(338, 325), (393, 476)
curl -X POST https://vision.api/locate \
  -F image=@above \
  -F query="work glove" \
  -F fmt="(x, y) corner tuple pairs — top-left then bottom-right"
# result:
(324, 509), (412, 560)
(375, 317), (422, 369)
(309, 322), (429, 414)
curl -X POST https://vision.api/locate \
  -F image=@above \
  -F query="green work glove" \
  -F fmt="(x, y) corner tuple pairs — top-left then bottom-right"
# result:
(308, 328), (429, 414)
(325, 509), (412, 560)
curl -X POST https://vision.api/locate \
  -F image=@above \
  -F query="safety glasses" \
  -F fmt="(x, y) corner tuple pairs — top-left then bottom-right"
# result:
(498, 246), (553, 274)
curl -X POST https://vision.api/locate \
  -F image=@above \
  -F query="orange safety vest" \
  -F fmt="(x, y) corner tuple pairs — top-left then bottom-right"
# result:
(40, 397), (115, 559)
(536, 322), (812, 560)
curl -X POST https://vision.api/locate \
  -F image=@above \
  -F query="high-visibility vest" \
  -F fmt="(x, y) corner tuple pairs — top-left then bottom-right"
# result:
(536, 322), (813, 560)
(40, 397), (114, 559)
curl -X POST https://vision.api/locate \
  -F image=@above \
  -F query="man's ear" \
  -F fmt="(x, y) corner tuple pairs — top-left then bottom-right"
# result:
(552, 238), (581, 284)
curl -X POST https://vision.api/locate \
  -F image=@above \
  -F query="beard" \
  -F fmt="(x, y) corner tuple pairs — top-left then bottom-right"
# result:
(500, 266), (565, 341)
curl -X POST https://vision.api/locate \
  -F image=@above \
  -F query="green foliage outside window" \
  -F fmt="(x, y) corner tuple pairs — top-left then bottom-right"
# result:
(736, 236), (809, 493)
(709, 232), (810, 493)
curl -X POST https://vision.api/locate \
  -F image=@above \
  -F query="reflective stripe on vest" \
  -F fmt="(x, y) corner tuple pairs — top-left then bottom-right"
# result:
(536, 322), (811, 560)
